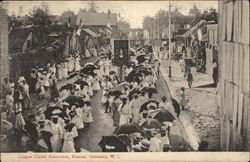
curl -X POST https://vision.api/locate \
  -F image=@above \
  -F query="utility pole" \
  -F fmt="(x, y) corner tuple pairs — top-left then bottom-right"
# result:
(168, 1), (172, 78)
(157, 15), (160, 59)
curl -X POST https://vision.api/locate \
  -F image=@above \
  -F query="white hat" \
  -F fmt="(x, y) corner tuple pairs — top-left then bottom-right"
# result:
(147, 103), (157, 109)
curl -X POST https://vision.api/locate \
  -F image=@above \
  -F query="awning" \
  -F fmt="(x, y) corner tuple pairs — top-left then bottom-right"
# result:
(83, 28), (99, 38)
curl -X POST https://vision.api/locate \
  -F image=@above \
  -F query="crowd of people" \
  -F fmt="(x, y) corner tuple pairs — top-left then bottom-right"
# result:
(1, 42), (200, 153)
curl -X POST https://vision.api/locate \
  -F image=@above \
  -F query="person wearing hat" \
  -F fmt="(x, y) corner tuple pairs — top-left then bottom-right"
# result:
(34, 107), (46, 122)
(56, 63), (63, 80)
(71, 106), (84, 133)
(131, 94), (140, 124)
(160, 126), (172, 152)
(149, 129), (163, 152)
(61, 123), (76, 152)
(82, 101), (93, 128)
(45, 115), (63, 152)
(118, 98), (132, 126)
(68, 111), (79, 139)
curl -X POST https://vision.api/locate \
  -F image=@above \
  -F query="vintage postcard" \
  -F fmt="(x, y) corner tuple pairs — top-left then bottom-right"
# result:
(0, 0), (249, 162)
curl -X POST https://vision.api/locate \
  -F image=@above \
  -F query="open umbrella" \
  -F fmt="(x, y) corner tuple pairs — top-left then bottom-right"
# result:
(128, 88), (141, 101)
(140, 100), (159, 113)
(63, 96), (85, 105)
(107, 90), (123, 97)
(44, 106), (63, 120)
(98, 136), (128, 152)
(153, 110), (176, 122)
(117, 134), (131, 147)
(85, 62), (95, 66)
(60, 83), (74, 91)
(115, 82), (130, 91)
(113, 123), (142, 135)
(137, 55), (148, 64)
(74, 80), (89, 88)
(141, 118), (164, 129)
(141, 87), (158, 94)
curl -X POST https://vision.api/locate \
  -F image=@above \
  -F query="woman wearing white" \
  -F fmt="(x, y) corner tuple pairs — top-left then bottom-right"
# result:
(118, 98), (132, 126)
(85, 48), (91, 58)
(49, 116), (63, 152)
(82, 101), (94, 128)
(92, 75), (101, 94)
(62, 62), (69, 79)
(86, 75), (94, 96)
(61, 123), (76, 152)
(74, 55), (81, 72)
(56, 64), (62, 80)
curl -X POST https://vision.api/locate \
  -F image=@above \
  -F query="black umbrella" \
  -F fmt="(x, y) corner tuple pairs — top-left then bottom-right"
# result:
(153, 110), (176, 122)
(109, 71), (116, 75)
(117, 134), (131, 147)
(171, 98), (181, 117)
(141, 87), (158, 94)
(98, 136), (128, 152)
(141, 118), (164, 129)
(113, 123), (142, 135)
(140, 100), (159, 113)
(63, 96), (85, 105)
(74, 80), (89, 89)
(60, 83), (74, 91)
(80, 66), (96, 75)
(107, 90), (123, 97)
(136, 55), (148, 64)
(128, 88), (141, 101)
(44, 106), (63, 120)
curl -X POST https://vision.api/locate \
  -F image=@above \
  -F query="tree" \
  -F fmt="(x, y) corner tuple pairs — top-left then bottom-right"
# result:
(88, 1), (98, 13)
(29, 5), (52, 48)
(18, 6), (23, 16)
(191, 7), (218, 25)
(118, 18), (130, 33)
(189, 4), (201, 18)
(61, 10), (76, 22)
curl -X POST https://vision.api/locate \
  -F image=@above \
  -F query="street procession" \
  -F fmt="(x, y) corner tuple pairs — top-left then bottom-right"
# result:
(1, 0), (249, 154)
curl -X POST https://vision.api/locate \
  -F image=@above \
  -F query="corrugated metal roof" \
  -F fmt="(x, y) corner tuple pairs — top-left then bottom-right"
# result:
(76, 12), (117, 26)
(181, 20), (206, 38)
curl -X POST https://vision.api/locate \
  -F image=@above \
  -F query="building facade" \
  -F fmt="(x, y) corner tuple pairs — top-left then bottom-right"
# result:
(218, 0), (249, 151)
(206, 24), (218, 76)
(0, 8), (9, 96)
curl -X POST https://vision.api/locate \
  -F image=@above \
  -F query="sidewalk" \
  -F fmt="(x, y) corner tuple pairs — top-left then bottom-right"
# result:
(160, 59), (220, 151)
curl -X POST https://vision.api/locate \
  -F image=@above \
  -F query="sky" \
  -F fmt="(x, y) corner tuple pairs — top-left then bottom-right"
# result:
(5, 1), (218, 28)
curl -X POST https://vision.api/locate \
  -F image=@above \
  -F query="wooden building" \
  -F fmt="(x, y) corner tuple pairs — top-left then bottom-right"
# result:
(206, 24), (218, 76)
(0, 8), (9, 96)
(218, 0), (249, 151)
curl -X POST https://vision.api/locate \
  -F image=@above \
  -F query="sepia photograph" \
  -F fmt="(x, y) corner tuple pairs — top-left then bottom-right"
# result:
(0, 0), (249, 161)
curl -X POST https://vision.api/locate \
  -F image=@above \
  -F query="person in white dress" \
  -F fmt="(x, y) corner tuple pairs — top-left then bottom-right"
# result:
(92, 75), (100, 94)
(45, 116), (63, 152)
(61, 123), (76, 152)
(86, 75), (94, 97)
(82, 101), (94, 128)
(5, 90), (14, 120)
(74, 55), (81, 72)
(149, 131), (163, 152)
(56, 64), (62, 80)
(62, 62), (69, 79)
(131, 95), (141, 124)
(118, 98), (132, 126)
(85, 48), (91, 58)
